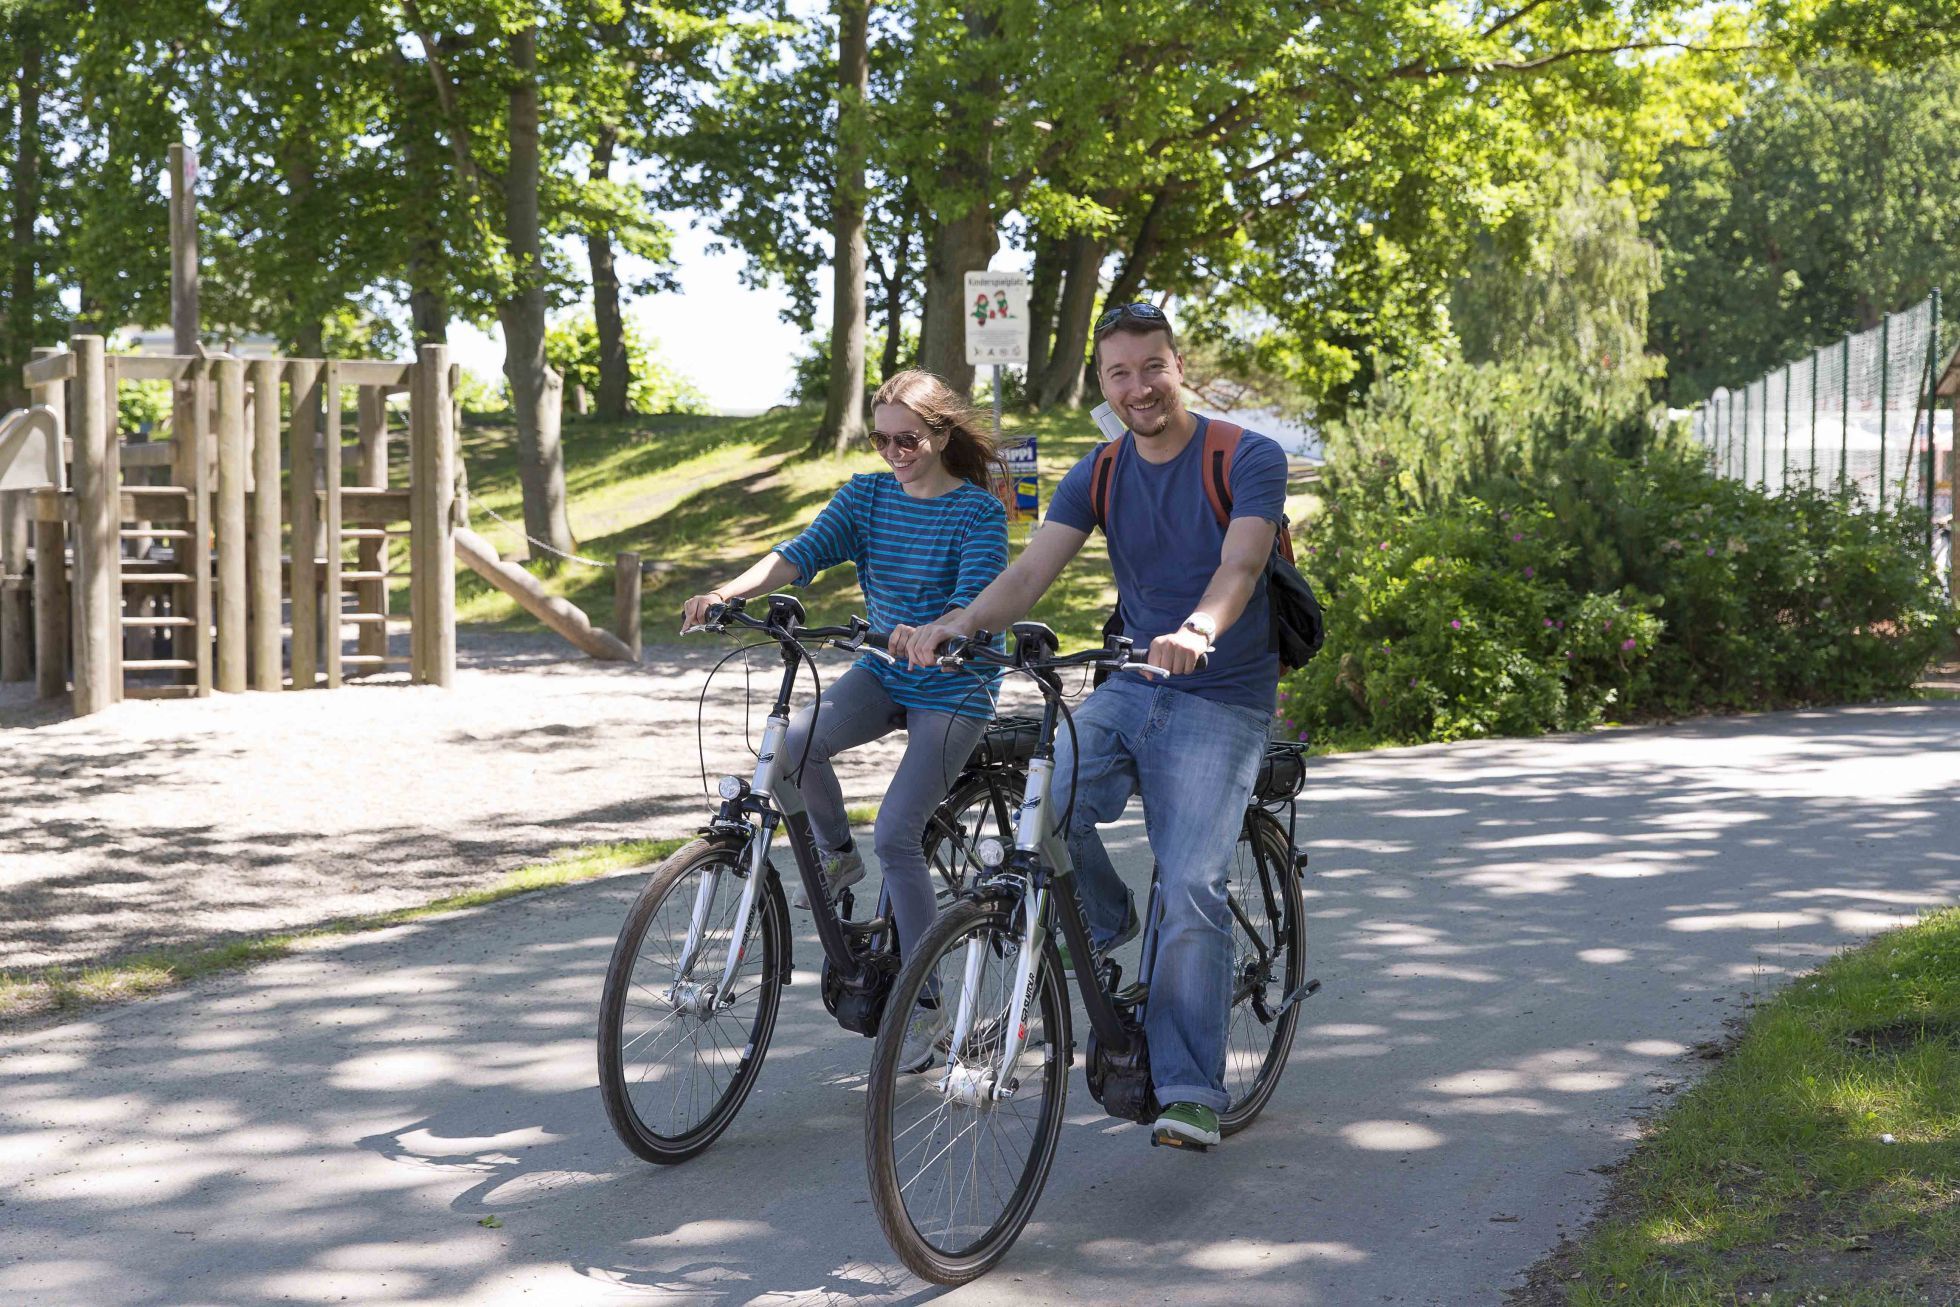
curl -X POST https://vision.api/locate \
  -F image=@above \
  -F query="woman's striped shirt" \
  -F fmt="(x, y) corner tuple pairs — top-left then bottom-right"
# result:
(775, 473), (1008, 719)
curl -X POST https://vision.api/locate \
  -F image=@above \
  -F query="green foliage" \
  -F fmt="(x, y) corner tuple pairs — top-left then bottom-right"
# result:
(1648, 59), (1960, 405)
(453, 368), (508, 416)
(115, 377), (172, 437)
(544, 312), (710, 415)
(1285, 355), (1951, 748)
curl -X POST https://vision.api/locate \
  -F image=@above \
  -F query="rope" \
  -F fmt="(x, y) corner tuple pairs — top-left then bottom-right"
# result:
(462, 489), (610, 569)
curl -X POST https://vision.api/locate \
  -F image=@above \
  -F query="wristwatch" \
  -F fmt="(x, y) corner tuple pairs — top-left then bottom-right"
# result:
(1181, 613), (1217, 641)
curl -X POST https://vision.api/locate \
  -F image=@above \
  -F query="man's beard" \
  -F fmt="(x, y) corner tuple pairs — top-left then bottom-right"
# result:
(1130, 403), (1173, 437)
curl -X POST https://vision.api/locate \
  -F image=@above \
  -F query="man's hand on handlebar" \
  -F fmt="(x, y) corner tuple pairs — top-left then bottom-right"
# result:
(893, 618), (970, 670)
(1147, 626), (1213, 677)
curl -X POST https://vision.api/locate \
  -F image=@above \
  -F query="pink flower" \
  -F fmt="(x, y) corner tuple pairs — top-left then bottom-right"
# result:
(1511, 532), (1524, 543)
(1523, 566), (1535, 578)
(1450, 619), (1462, 630)
(1621, 638), (1636, 651)
(1408, 677), (1418, 687)
(1379, 541), (1389, 550)
(1705, 546), (1717, 556)
(1565, 651), (1574, 659)
(1544, 618), (1555, 627)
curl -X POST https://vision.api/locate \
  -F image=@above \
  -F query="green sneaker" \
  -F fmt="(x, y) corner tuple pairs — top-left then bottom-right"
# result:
(1056, 897), (1140, 974)
(1151, 1102), (1220, 1150)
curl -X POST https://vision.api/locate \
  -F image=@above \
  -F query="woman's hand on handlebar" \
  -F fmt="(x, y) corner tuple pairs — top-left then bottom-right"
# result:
(1146, 626), (1213, 677)
(680, 591), (726, 632)
(893, 618), (966, 670)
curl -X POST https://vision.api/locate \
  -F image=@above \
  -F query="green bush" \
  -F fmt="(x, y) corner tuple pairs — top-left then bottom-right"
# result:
(544, 312), (711, 415)
(1282, 354), (1951, 748)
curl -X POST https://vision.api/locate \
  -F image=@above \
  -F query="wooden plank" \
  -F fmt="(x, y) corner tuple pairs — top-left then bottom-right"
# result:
(335, 359), (414, 388)
(69, 336), (115, 716)
(105, 356), (124, 700)
(248, 361), (283, 691)
(118, 441), (176, 468)
(0, 490), (27, 682)
(289, 360), (321, 689)
(123, 657), (198, 671)
(423, 345), (456, 685)
(341, 487), (411, 525)
(23, 351), (75, 388)
(213, 357), (247, 692)
(125, 683), (199, 700)
(30, 348), (69, 697)
(323, 361), (343, 688)
(122, 487), (194, 522)
(113, 354), (200, 382)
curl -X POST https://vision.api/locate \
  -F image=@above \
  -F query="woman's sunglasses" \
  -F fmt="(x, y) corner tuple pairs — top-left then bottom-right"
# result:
(868, 430), (926, 454)
(1093, 302), (1169, 336)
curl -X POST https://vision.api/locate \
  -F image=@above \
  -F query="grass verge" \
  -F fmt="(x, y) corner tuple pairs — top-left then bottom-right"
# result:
(1515, 908), (1960, 1305)
(0, 836), (689, 1033)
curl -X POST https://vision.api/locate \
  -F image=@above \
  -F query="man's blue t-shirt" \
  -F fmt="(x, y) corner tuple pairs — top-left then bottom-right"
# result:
(1047, 415), (1287, 712)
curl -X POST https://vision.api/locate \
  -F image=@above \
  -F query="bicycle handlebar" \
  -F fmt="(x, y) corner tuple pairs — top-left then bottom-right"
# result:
(683, 595), (898, 660)
(935, 627), (1207, 678)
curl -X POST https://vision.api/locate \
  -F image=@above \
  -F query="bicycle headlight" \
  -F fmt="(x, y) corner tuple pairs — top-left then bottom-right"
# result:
(975, 837), (1007, 868)
(717, 775), (746, 801)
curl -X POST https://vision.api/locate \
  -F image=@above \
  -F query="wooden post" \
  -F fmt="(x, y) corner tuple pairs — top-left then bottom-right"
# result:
(355, 385), (388, 667)
(30, 346), (68, 697)
(289, 359), (321, 689)
(168, 143), (201, 496)
(70, 336), (115, 715)
(322, 362), (343, 688)
(213, 357), (247, 691)
(0, 487), (27, 683)
(410, 344), (455, 686)
(614, 552), (642, 661)
(248, 360), (283, 690)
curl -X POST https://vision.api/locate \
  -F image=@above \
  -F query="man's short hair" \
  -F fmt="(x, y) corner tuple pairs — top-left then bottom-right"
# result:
(1092, 303), (1177, 367)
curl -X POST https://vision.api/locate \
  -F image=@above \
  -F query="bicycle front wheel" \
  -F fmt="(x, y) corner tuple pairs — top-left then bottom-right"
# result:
(1219, 810), (1307, 1135)
(597, 837), (787, 1164)
(865, 895), (1068, 1284)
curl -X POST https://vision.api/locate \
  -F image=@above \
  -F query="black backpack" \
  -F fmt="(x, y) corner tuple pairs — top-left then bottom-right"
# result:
(1089, 420), (1326, 671)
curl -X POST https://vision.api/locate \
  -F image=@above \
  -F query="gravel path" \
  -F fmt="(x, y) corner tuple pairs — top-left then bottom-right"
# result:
(1, 630), (999, 973)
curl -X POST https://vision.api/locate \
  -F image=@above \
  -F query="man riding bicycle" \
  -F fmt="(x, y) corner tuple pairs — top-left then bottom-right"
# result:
(895, 302), (1286, 1151)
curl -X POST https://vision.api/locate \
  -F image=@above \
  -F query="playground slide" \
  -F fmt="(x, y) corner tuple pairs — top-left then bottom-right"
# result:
(452, 527), (635, 662)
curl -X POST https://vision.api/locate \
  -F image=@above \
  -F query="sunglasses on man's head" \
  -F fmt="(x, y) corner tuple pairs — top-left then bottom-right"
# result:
(1093, 302), (1170, 336)
(868, 430), (926, 454)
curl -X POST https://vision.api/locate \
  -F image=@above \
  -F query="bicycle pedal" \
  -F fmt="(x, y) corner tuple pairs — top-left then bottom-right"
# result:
(1150, 1132), (1208, 1152)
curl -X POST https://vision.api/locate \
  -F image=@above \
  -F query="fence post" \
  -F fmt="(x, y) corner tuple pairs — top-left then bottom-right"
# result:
(248, 359), (283, 690)
(1840, 338), (1851, 497)
(1878, 314), (1890, 510)
(1781, 365), (1791, 494)
(1926, 289), (1941, 528)
(1809, 350), (1819, 492)
(614, 552), (642, 660)
(355, 386), (388, 669)
(69, 336), (115, 716)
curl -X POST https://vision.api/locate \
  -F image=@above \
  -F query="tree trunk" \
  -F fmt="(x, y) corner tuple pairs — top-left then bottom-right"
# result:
(918, 208), (998, 397)
(914, 5), (1001, 398)
(399, 67), (450, 347)
(1023, 231), (1063, 396)
(587, 123), (631, 421)
(500, 25), (574, 559)
(4, 24), (44, 412)
(1036, 233), (1106, 409)
(815, 0), (870, 454)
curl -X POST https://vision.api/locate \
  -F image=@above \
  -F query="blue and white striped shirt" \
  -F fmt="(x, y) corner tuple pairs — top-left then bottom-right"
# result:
(776, 473), (1008, 719)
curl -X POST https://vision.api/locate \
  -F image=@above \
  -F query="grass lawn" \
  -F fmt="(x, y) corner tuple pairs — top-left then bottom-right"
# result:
(1518, 909), (1960, 1305)
(447, 402), (1319, 651)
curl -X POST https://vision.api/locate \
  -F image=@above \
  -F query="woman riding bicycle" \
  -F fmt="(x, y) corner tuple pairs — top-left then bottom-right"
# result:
(680, 369), (1009, 966)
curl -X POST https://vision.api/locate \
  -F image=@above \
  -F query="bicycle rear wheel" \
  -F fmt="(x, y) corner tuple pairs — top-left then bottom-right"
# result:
(1218, 810), (1307, 1135)
(865, 895), (1068, 1284)
(597, 837), (788, 1164)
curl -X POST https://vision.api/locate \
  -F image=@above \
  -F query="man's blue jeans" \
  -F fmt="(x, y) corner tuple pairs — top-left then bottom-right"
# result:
(1049, 675), (1271, 1112)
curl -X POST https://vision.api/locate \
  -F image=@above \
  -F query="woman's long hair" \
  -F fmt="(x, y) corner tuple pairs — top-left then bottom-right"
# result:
(872, 370), (1007, 489)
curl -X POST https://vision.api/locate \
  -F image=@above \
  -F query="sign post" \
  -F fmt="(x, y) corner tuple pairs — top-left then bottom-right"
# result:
(964, 271), (1036, 518)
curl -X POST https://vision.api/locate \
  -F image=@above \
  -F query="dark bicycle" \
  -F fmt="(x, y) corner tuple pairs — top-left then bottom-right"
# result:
(863, 621), (1317, 1283)
(596, 593), (1020, 1164)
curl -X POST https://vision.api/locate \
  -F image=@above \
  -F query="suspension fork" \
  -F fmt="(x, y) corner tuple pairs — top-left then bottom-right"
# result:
(699, 713), (789, 1000)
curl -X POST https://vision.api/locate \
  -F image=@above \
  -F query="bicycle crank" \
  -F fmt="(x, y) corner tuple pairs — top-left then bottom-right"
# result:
(1274, 977), (1322, 1017)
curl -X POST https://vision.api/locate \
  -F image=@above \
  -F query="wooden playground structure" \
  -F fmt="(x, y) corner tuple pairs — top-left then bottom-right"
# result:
(0, 144), (640, 718)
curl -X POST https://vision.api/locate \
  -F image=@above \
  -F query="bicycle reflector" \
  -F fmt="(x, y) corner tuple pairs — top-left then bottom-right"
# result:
(976, 837), (1007, 868)
(718, 775), (746, 801)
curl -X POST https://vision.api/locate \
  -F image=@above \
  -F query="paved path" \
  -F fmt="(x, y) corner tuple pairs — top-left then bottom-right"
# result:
(4, 703), (1957, 1305)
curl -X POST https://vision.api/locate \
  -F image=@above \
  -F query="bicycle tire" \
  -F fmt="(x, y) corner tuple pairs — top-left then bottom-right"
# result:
(1218, 809), (1307, 1136)
(922, 772), (1024, 902)
(597, 836), (789, 1164)
(865, 894), (1069, 1284)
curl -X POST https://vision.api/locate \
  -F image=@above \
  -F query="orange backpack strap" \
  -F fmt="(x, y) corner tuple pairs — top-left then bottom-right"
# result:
(1089, 434), (1128, 532)
(1201, 419), (1244, 528)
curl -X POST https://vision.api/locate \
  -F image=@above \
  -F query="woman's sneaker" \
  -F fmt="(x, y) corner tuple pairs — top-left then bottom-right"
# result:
(793, 847), (865, 909)
(898, 998), (951, 1074)
(1151, 1102), (1220, 1150)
